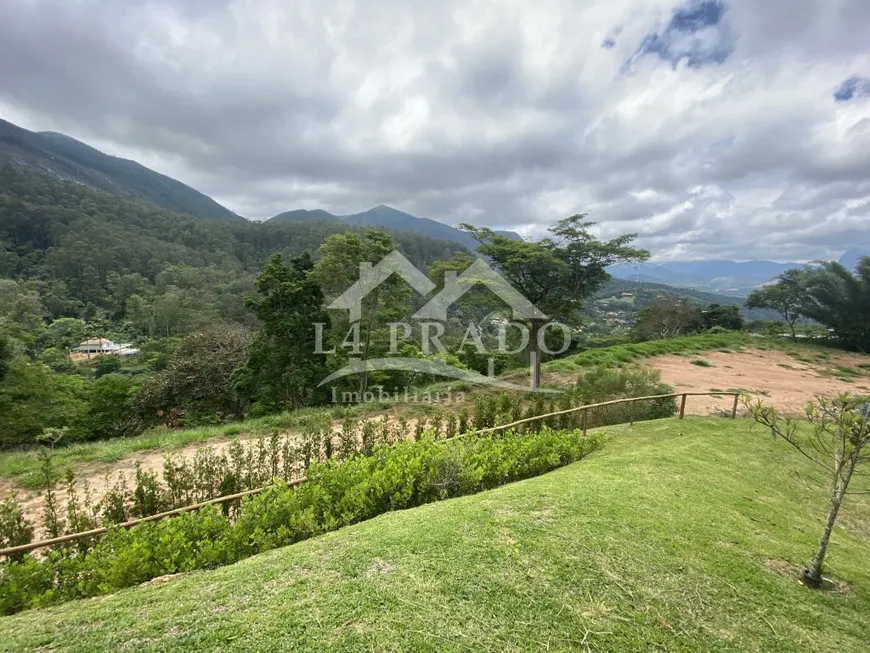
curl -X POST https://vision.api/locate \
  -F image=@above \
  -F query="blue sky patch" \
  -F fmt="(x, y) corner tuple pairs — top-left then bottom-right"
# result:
(834, 77), (870, 102)
(624, 0), (733, 71)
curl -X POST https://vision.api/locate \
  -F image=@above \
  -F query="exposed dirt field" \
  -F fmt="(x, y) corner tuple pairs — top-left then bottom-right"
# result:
(648, 348), (870, 416)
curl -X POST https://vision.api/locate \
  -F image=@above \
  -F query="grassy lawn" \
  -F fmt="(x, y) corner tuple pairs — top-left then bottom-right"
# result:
(543, 331), (758, 372)
(1, 418), (867, 652)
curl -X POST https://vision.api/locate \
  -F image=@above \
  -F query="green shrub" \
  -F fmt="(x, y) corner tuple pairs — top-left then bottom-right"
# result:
(0, 497), (33, 555)
(568, 365), (677, 428)
(690, 359), (712, 367)
(0, 426), (603, 614)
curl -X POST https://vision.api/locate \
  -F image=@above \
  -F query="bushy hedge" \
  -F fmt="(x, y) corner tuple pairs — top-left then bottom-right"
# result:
(570, 365), (677, 428)
(0, 426), (602, 615)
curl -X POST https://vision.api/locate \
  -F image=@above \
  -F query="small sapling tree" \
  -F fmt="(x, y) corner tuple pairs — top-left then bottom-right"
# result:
(745, 393), (870, 587)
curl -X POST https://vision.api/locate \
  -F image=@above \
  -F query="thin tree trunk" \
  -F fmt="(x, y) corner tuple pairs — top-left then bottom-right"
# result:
(359, 287), (379, 396)
(530, 319), (543, 391)
(805, 462), (854, 587)
(789, 321), (797, 343)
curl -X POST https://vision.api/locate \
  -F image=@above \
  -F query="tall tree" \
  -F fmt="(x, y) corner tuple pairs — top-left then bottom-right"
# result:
(314, 230), (411, 395)
(233, 253), (330, 411)
(0, 333), (9, 383)
(800, 258), (870, 352)
(701, 304), (744, 331)
(44, 318), (89, 352)
(745, 269), (808, 342)
(632, 296), (703, 341)
(462, 215), (648, 388)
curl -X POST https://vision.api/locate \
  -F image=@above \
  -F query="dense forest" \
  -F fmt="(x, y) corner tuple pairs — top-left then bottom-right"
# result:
(0, 166), (464, 336)
(0, 166), (468, 446)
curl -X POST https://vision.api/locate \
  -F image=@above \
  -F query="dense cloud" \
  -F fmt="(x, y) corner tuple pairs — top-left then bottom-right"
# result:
(0, 0), (868, 261)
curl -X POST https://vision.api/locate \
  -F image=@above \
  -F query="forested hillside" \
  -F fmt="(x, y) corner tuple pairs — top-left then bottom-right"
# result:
(583, 278), (782, 335)
(0, 119), (241, 221)
(0, 166), (465, 337)
(0, 167), (472, 447)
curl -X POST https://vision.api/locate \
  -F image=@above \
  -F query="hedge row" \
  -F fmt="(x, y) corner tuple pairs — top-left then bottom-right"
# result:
(0, 426), (603, 615)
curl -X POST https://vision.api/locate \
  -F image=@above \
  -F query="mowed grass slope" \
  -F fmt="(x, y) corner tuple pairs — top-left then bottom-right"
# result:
(1, 418), (869, 652)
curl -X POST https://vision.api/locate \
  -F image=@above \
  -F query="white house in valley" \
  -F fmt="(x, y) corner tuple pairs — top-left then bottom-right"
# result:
(73, 338), (139, 358)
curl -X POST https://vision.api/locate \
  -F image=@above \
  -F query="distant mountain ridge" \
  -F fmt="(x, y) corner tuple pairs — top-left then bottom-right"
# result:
(0, 118), (242, 221)
(839, 248), (870, 271)
(607, 260), (799, 295)
(270, 204), (522, 252)
(609, 250), (869, 295)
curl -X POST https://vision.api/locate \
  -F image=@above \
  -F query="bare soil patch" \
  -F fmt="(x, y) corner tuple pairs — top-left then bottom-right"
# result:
(764, 558), (853, 595)
(647, 348), (870, 416)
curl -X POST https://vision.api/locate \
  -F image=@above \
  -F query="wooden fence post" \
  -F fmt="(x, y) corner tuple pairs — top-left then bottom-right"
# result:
(679, 394), (687, 419)
(731, 393), (739, 419)
(581, 408), (588, 436)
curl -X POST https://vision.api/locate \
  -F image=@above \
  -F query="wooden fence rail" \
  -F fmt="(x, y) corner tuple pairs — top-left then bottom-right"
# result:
(0, 391), (740, 557)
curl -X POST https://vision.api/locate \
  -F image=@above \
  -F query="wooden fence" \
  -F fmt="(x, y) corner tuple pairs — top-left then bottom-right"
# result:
(0, 391), (740, 557)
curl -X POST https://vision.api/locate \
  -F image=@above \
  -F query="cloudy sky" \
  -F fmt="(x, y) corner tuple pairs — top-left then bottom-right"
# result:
(1, 0), (869, 261)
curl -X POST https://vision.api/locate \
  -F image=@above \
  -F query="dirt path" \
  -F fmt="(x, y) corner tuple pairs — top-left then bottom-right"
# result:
(2, 412), (429, 537)
(0, 430), (295, 540)
(648, 348), (870, 415)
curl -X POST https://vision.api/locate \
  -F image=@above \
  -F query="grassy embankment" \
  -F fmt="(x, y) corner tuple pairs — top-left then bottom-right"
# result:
(1, 417), (868, 652)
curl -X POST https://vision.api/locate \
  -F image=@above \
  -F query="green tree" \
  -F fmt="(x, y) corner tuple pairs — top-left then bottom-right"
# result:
(462, 216), (648, 388)
(39, 347), (77, 374)
(701, 304), (744, 331)
(135, 326), (252, 424)
(800, 258), (870, 351)
(747, 394), (870, 587)
(314, 230), (411, 395)
(0, 333), (9, 382)
(82, 374), (139, 439)
(632, 297), (704, 342)
(44, 318), (89, 352)
(94, 355), (123, 378)
(745, 269), (808, 342)
(233, 253), (330, 411)
(0, 360), (89, 447)
(126, 294), (155, 337)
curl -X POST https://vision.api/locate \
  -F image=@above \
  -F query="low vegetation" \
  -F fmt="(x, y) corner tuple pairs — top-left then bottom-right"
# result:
(1, 418), (867, 651)
(543, 330), (754, 372)
(0, 423), (604, 615)
(0, 365), (675, 493)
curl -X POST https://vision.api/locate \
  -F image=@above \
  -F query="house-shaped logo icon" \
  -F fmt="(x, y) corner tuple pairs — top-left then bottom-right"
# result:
(414, 258), (547, 321)
(328, 250), (546, 323)
(327, 250), (436, 322)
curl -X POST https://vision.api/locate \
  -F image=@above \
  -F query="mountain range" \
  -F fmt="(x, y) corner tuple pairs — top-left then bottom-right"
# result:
(1, 116), (865, 291)
(608, 250), (869, 296)
(0, 118), (521, 251)
(270, 205), (521, 251)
